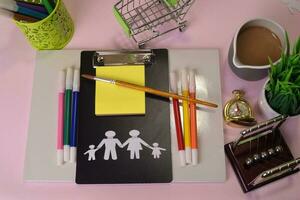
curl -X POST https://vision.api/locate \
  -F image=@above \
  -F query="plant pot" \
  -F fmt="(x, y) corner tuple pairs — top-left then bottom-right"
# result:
(258, 79), (300, 119)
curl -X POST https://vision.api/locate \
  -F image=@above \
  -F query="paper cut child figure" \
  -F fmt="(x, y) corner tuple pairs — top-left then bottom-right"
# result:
(122, 129), (151, 159)
(151, 143), (166, 159)
(84, 145), (98, 161)
(97, 130), (123, 160)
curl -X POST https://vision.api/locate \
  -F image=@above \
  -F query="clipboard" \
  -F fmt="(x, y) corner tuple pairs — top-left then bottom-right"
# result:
(76, 50), (172, 184)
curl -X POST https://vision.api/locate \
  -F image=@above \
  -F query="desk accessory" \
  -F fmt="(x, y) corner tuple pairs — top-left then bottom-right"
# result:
(63, 67), (73, 162)
(76, 50), (172, 184)
(230, 18), (286, 81)
(56, 70), (65, 165)
(168, 49), (225, 182)
(189, 70), (198, 165)
(70, 69), (80, 163)
(24, 50), (79, 181)
(225, 115), (300, 193)
(14, 0), (74, 50)
(113, 0), (194, 48)
(258, 34), (300, 119)
(0, 0), (47, 19)
(82, 74), (218, 108)
(16, 1), (48, 14)
(24, 49), (225, 182)
(0, 6), (39, 22)
(94, 65), (145, 116)
(224, 90), (257, 126)
(41, 0), (53, 13)
(170, 72), (185, 166)
(181, 69), (191, 164)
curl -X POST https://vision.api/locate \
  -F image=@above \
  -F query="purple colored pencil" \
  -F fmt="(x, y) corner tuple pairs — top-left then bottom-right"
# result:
(16, 1), (48, 14)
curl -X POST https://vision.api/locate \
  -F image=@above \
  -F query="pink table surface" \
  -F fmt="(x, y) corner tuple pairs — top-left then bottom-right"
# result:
(0, 0), (299, 199)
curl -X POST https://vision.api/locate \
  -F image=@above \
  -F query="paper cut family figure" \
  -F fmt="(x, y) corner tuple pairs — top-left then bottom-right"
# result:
(83, 129), (166, 161)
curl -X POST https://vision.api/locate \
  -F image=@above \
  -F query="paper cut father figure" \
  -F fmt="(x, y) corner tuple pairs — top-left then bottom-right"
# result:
(84, 145), (98, 161)
(122, 129), (151, 159)
(97, 130), (123, 160)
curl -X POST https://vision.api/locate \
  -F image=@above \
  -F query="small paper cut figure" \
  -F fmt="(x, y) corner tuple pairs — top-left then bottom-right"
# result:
(84, 145), (98, 161)
(97, 130), (122, 160)
(151, 143), (166, 159)
(122, 129), (151, 159)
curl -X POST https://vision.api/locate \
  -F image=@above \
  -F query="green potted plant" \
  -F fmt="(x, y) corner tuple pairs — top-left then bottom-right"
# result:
(258, 34), (300, 118)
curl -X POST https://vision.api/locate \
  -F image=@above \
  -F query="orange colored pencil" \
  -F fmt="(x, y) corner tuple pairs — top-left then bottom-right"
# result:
(189, 70), (198, 165)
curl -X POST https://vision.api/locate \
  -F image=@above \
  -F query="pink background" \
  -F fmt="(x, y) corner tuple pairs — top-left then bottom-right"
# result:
(0, 0), (300, 199)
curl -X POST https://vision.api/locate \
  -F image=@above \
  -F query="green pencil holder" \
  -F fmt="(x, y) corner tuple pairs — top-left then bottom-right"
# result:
(14, 0), (74, 50)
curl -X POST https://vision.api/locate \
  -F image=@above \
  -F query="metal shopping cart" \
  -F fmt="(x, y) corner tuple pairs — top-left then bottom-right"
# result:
(113, 0), (195, 48)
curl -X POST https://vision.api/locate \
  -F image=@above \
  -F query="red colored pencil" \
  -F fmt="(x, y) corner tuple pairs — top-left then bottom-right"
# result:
(170, 72), (186, 166)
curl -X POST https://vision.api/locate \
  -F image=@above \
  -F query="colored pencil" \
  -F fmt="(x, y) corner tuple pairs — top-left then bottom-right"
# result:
(170, 72), (186, 166)
(63, 67), (73, 162)
(16, 1), (48, 14)
(14, 12), (38, 22)
(81, 74), (218, 108)
(0, 0), (47, 19)
(189, 70), (198, 165)
(181, 70), (191, 164)
(70, 69), (79, 163)
(41, 0), (53, 14)
(57, 70), (65, 165)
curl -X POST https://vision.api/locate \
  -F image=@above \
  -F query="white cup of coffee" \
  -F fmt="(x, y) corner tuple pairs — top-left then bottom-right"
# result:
(231, 18), (286, 80)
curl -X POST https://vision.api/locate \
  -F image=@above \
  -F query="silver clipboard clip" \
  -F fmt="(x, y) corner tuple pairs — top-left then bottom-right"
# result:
(93, 50), (154, 66)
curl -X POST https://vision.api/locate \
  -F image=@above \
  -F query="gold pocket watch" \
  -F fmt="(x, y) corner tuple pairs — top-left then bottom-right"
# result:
(224, 90), (257, 126)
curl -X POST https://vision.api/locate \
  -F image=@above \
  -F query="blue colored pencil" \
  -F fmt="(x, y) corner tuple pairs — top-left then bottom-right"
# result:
(16, 1), (48, 14)
(70, 69), (79, 163)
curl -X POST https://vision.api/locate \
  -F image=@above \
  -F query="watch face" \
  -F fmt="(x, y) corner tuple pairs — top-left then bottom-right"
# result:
(228, 101), (250, 118)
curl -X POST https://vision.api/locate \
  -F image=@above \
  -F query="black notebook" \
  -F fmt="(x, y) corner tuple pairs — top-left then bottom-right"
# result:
(76, 50), (172, 184)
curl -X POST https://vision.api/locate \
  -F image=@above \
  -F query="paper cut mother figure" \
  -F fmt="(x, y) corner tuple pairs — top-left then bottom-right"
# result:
(122, 129), (151, 159)
(97, 130), (122, 160)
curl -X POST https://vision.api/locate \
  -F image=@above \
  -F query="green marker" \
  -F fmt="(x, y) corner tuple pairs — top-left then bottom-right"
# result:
(42, 0), (54, 14)
(63, 67), (73, 162)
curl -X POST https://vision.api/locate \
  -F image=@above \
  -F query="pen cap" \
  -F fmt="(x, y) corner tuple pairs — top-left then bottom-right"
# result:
(58, 70), (65, 92)
(66, 67), (74, 90)
(14, 0), (74, 50)
(73, 69), (80, 92)
(189, 70), (196, 93)
(181, 69), (188, 91)
(169, 72), (178, 93)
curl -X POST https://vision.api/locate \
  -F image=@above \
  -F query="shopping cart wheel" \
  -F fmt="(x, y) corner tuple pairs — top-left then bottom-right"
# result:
(138, 43), (146, 49)
(179, 22), (187, 32)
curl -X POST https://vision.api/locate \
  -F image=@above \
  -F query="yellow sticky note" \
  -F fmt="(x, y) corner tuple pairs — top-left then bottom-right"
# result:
(95, 65), (145, 116)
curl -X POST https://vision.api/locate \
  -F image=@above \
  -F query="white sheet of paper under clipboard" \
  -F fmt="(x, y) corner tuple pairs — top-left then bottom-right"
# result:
(24, 49), (225, 182)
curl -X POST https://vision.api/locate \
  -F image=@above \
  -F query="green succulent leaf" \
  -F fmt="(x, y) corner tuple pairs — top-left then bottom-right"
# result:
(267, 32), (300, 116)
(285, 31), (290, 56)
(292, 37), (300, 54)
